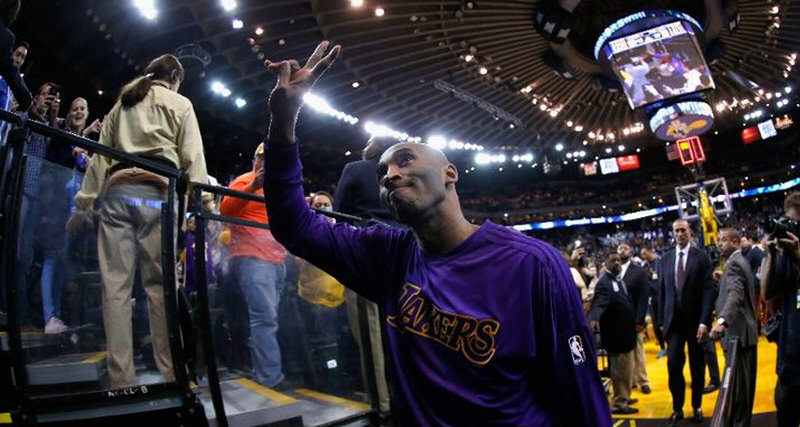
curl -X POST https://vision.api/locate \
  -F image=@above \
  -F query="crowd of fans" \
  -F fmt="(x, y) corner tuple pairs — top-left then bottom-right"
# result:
(0, 4), (798, 423)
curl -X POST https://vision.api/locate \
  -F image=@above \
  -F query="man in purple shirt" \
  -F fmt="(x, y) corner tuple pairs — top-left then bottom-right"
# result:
(262, 42), (611, 426)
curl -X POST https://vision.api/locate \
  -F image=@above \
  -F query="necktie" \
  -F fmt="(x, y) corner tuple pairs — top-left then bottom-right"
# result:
(676, 251), (686, 306)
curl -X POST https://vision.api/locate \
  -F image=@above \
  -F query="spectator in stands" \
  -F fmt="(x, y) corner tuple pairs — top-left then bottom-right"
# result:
(588, 252), (638, 414)
(741, 235), (765, 287)
(0, 39), (26, 141)
(0, 0), (31, 116)
(72, 54), (210, 388)
(220, 142), (288, 388)
(13, 82), (60, 332)
(710, 227), (758, 427)
(617, 243), (651, 394)
(659, 219), (715, 425)
(761, 192), (800, 427)
(264, 41), (611, 426)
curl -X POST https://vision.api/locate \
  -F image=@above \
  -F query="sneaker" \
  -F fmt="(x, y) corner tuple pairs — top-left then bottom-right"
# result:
(44, 317), (68, 334)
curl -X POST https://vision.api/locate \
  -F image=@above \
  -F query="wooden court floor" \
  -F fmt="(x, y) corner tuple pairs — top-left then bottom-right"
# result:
(611, 334), (778, 423)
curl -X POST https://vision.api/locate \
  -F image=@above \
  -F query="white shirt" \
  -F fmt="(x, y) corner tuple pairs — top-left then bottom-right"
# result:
(674, 244), (690, 282)
(619, 260), (632, 282)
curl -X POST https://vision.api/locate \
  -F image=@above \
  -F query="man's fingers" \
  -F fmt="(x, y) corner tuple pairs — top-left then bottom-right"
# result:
(310, 44), (341, 83)
(278, 61), (291, 87)
(288, 59), (301, 71)
(305, 41), (330, 69)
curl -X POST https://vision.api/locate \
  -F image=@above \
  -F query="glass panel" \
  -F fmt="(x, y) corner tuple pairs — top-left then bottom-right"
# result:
(193, 216), (372, 426)
(14, 149), (177, 397)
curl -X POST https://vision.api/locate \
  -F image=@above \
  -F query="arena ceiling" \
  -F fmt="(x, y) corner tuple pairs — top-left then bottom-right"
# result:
(20, 0), (800, 171)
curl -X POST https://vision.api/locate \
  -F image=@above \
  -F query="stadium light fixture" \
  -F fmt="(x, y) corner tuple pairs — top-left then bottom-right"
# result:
(375, 7), (385, 17)
(427, 135), (447, 150)
(221, 0), (237, 11)
(235, 98), (247, 108)
(555, 143), (563, 151)
(133, 0), (158, 20)
(232, 19), (244, 29)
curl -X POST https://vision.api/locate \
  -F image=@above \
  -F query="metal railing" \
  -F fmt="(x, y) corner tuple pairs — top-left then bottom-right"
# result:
(188, 183), (381, 426)
(710, 336), (740, 427)
(0, 110), (205, 424)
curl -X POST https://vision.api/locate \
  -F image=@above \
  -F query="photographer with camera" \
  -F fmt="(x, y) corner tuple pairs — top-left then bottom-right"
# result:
(761, 192), (800, 427)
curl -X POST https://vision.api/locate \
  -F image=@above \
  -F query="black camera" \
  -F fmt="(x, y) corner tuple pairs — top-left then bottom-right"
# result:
(764, 215), (800, 239)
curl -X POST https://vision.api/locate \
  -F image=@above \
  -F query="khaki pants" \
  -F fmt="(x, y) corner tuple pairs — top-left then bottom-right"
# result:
(346, 289), (390, 412)
(609, 350), (635, 410)
(632, 331), (650, 388)
(99, 183), (174, 388)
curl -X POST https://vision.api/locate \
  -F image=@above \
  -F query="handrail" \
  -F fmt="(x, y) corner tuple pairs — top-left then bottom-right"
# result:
(189, 185), (381, 425)
(194, 181), (372, 225)
(710, 336), (740, 427)
(0, 111), (202, 422)
(0, 110), (180, 178)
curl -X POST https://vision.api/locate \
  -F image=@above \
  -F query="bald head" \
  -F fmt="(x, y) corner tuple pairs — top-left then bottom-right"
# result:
(380, 142), (450, 167)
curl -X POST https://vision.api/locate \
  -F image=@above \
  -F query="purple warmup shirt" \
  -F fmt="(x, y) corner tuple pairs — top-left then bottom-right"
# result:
(265, 142), (612, 427)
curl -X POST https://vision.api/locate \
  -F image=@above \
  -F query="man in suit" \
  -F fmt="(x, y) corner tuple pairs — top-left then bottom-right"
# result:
(710, 227), (758, 427)
(618, 243), (651, 394)
(659, 219), (715, 425)
(589, 253), (639, 414)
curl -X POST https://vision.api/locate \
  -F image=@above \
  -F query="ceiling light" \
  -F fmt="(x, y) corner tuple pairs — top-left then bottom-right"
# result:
(566, 153), (573, 159)
(133, 0), (158, 20)
(232, 19), (244, 29)
(427, 135), (447, 150)
(605, 147), (612, 154)
(464, 54), (473, 62)
(375, 7), (385, 17)
(221, 0), (237, 11)
(351, 81), (360, 88)
(566, 120), (573, 127)
(582, 140), (588, 146)
(211, 81), (226, 94)
(221, 88), (232, 97)
(97, 90), (103, 96)
(555, 143), (563, 151)
(479, 66), (488, 75)
(255, 27), (264, 35)
(617, 145), (625, 152)
(345, 150), (352, 156)
(350, 0), (363, 6)
(235, 97), (246, 108)
(786, 86), (793, 93)
(574, 125), (583, 132)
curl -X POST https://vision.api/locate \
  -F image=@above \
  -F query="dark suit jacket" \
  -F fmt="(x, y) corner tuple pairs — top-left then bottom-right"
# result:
(622, 262), (650, 326)
(658, 245), (715, 336)
(588, 271), (637, 353)
(716, 251), (759, 348)
(333, 158), (398, 225)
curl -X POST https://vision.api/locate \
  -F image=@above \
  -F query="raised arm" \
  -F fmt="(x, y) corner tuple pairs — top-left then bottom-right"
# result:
(262, 42), (407, 301)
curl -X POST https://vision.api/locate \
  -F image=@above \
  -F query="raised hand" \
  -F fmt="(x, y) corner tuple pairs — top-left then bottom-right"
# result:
(264, 41), (341, 137)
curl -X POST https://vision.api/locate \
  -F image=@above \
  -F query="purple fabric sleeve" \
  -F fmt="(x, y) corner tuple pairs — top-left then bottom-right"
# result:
(264, 141), (411, 302)
(529, 252), (613, 426)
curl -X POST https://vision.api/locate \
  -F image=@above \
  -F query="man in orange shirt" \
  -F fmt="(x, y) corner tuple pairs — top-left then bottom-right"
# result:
(220, 142), (288, 387)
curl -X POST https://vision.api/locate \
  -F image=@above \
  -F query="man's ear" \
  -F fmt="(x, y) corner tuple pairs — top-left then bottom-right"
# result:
(444, 163), (458, 187)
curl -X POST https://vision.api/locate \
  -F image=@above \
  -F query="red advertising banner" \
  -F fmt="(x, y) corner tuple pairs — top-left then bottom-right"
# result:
(616, 155), (640, 171)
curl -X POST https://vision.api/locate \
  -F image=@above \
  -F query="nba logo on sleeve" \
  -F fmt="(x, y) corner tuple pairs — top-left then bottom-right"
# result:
(568, 335), (585, 365)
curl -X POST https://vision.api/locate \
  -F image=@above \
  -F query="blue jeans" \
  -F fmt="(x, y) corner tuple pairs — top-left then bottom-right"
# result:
(230, 257), (286, 387)
(40, 250), (63, 323)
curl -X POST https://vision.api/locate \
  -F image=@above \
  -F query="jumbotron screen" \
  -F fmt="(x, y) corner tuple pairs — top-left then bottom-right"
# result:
(606, 20), (714, 109)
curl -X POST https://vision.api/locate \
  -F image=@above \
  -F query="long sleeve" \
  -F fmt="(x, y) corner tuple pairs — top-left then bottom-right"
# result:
(176, 105), (208, 186)
(264, 141), (410, 302)
(532, 259), (612, 426)
(699, 252), (716, 326)
(587, 280), (610, 323)
(718, 261), (746, 322)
